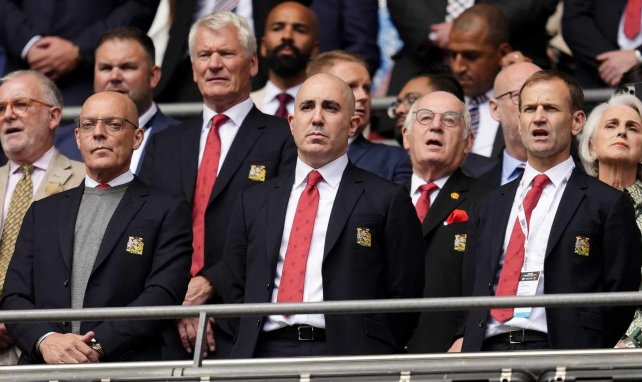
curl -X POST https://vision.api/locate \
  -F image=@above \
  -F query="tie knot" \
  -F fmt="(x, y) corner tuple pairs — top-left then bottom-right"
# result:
(469, 94), (488, 106)
(21, 164), (33, 177)
(211, 114), (229, 130)
(95, 183), (111, 190)
(420, 182), (439, 194)
(277, 92), (293, 104)
(532, 174), (550, 189)
(307, 170), (323, 187)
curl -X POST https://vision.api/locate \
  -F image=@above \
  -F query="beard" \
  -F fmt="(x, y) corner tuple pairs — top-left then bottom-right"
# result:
(265, 41), (311, 77)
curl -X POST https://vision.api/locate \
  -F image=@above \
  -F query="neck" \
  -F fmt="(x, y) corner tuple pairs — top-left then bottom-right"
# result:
(598, 163), (638, 190)
(88, 168), (129, 185)
(415, 166), (453, 183)
(504, 143), (527, 161)
(269, 72), (305, 91)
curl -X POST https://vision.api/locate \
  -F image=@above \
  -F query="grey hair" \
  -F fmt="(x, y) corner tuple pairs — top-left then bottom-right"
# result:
(188, 11), (257, 60)
(403, 97), (472, 139)
(577, 93), (642, 179)
(1, 70), (63, 107)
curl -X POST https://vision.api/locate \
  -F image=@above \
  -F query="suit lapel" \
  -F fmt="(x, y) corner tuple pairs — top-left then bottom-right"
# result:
(545, 169), (585, 259)
(265, 174), (294, 270)
(34, 151), (74, 201)
(422, 170), (468, 236)
(0, 165), (9, 234)
(489, 179), (519, 274)
(58, 184), (84, 272)
(91, 178), (148, 274)
(324, 164), (364, 260)
(179, 119), (202, 204)
(209, 107), (266, 205)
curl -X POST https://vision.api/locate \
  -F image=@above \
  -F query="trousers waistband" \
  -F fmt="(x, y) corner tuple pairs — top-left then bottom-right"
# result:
(485, 329), (548, 344)
(262, 325), (326, 341)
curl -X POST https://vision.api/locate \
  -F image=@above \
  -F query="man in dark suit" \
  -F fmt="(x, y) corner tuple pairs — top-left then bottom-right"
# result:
(307, 50), (412, 184)
(402, 91), (492, 353)
(451, 70), (642, 352)
(1, 91), (192, 364)
(139, 12), (296, 359)
(224, 72), (424, 358)
(563, 0), (641, 88)
(480, 62), (541, 186)
(56, 27), (179, 174)
(0, 0), (159, 106)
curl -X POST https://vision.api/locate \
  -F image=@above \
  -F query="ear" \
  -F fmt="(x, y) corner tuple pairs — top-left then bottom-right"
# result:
(288, 114), (295, 135)
(132, 127), (144, 150)
(489, 98), (500, 122)
(310, 41), (321, 59)
(348, 115), (360, 138)
(74, 128), (82, 151)
(149, 65), (161, 88)
(249, 53), (259, 78)
(571, 110), (586, 136)
(463, 130), (473, 155)
(49, 106), (62, 132)
(498, 42), (513, 58)
(260, 38), (267, 59)
(402, 126), (410, 150)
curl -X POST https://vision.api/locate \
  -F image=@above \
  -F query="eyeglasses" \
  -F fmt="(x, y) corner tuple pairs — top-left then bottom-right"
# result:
(0, 97), (54, 117)
(75, 117), (138, 134)
(413, 109), (464, 127)
(495, 90), (520, 105)
(387, 93), (422, 119)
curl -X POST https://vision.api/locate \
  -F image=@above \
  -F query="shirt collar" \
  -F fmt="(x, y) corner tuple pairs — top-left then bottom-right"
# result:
(202, 97), (254, 130)
(501, 149), (526, 180)
(294, 154), (349, 190)
(264, 80), (300, 103)
(522, 156), (575, 189)
(84, 171), (134, 188)
(138, 102), (158, 129)
(9, 146), (56, 174)
(410, 172), (451, 195)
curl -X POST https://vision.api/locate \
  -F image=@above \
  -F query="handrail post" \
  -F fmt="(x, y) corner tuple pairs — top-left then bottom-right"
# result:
(192, 311), (208, 368)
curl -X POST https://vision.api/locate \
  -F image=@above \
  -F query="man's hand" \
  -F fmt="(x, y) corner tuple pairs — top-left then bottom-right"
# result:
(26, 36), (80, 81)
(39, 331), (100, 364)
(176, 316), (216, 356)
(0, 324), (13, 351)
(183, 275), (215, 306)
(597, 49), (639, 87)
(501, 51), (532, 68)
(429, 22), (452, 49)
(448, 337), (463, 352)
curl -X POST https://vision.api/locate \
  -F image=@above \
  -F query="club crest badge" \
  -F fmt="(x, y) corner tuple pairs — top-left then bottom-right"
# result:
(126, 236), (144, 255)
(248, 165), (266, 182)
(453, 234), (467, 252)
(356, 227), (372, 247)
(574, 236), (590, 256)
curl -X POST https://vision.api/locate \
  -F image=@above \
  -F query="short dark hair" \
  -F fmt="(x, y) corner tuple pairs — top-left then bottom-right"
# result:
(519, 70), (584, 112)
(97, 27), (156, 65)
(410, 72), (465, 102)
(452, 4), (509, 47)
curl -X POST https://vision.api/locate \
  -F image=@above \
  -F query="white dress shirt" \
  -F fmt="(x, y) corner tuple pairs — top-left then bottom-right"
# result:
(485, 156), (575, 338)
(129, 103), (158, 174)
(84, 170), (134, 188)
(254, 80), (299, 116)
(409, 172), (451, 207)
(263, 154), (349, 331)
(468, 91), (500, 158)
(198, 97), (254, 171)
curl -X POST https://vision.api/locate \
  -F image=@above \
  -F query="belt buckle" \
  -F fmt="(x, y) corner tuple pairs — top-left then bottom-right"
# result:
(509, 329), (525, 344)
(297, 325), (315, 341)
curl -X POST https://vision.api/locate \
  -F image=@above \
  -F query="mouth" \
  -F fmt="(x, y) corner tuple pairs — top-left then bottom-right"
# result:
(91, 146), (112, 154)
(105, 85), (127, 94)
(425, 138), (443, 147)
(532, 129), (549, 138)
(613, 141), (630, 148)
(4, 126), (23, 135)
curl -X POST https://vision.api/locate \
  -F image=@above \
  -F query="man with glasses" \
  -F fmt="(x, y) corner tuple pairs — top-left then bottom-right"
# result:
(402, 91), (492, 353)
(2, 91), (192, 364)
(0, 70), (84, 365)
(481, 62), (542, 186)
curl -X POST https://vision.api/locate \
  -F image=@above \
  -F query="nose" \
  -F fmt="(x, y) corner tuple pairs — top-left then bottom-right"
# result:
(311, 105), (324, 124)
(429, 114), (444, 132)
(108, 68), (123, 83)
(91, 120), (109, 139)
(450, 53), (466, 74)
(616, 122), (627, 136)
(2, 103), (17, 120)
(281, 25), (294, 41)
(208, 53), (223, 70)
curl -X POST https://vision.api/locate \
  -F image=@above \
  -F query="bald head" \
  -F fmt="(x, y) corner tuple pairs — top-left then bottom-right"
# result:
(297, 73), (355, 115)
(81, 91), (138, 123)
(493, 62), (542, 96)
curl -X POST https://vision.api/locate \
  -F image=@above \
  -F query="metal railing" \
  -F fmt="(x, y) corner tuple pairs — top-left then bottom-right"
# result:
(2, 291), (642, 380)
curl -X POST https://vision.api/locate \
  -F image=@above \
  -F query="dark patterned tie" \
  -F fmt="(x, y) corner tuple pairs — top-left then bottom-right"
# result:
(468, 94), (488, 138)
(0, 165), (33, 292)
(275, 93), (293, 119)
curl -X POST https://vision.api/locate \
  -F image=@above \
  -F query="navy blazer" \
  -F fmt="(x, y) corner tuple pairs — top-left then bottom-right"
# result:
(55, 109), (179, 173)
(461, 168), (641, 351)
(348, 135), (412, 184)
(2, 177), (192, 363)
(224, 162), (425, 357)
(405, 169), (493, 353)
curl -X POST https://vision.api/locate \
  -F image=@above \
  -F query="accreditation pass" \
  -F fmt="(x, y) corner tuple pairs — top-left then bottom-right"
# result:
(513, 271), (540, 318)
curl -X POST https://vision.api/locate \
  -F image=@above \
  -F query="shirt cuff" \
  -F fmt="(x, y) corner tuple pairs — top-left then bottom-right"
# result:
(35, 331), (56, 354)
(21, 35), (42, 61)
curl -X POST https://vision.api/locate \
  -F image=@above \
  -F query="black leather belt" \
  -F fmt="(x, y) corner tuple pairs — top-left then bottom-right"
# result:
(486, 329), (548, 344)
(262, 325), (326, 341)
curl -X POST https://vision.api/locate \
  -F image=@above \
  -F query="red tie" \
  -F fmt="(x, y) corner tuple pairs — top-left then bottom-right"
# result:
(95, 183), (110, 189)
(275, 93), (293, 119)
(625, 0), (642, 39)
(277, 170), (323, 303)
(415, 183), (439, 223)
(491, 174), (550, 322)
(190, 114), (229, 276)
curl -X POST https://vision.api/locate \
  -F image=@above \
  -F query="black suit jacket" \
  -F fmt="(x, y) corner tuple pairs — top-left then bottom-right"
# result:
(224, 162), (425, 357)
(405, 169), (492, 353)
(1, 177), (192, 363)
(563, 0), (629, 88)
(461, 168), (641, 351)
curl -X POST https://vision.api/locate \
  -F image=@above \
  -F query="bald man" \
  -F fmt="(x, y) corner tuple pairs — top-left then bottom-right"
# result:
(482, 62), (542, 186)
(2, 91), (192, 364)
(224, 73), (424, 358)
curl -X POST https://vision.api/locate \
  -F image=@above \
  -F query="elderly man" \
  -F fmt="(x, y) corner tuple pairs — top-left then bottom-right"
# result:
(452, 70), (641, 352)
(402, 91), (492, 353)
(482, 62), (542, 186)
(251, 2), (319, 118)
(1, 91), (192, 364)
(0, 70), (84, 364)
(139, 12), (296, 359)
(224, 73), (424, 358)
(56, 27), (179, 174)
(307, 50), (412, 183)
